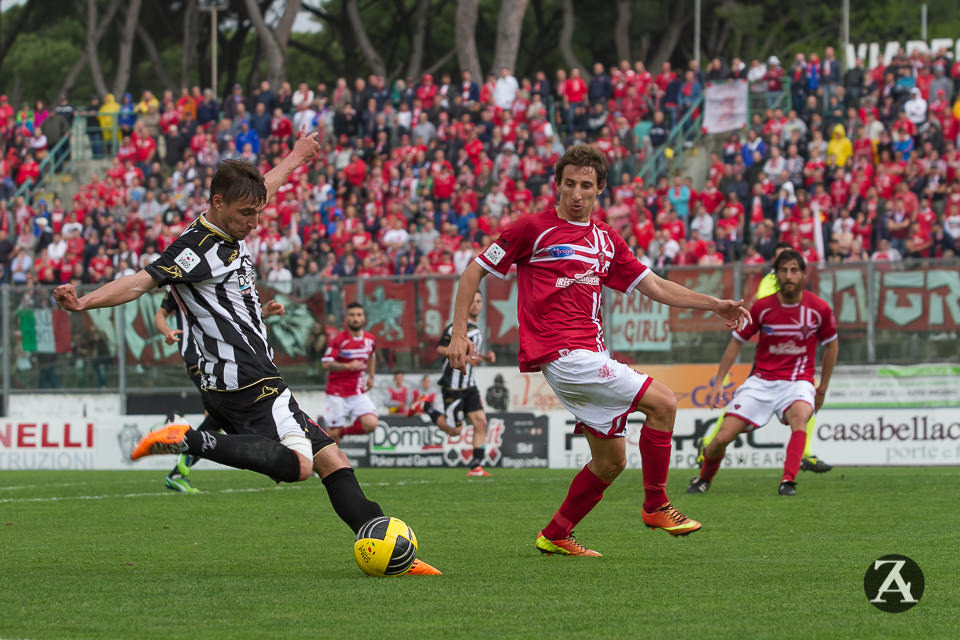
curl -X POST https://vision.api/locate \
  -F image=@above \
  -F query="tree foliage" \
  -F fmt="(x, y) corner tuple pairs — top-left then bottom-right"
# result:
(1, 0), (959, 106)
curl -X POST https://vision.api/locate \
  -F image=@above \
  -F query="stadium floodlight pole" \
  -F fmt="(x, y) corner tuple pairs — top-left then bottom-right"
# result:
(921, 4), (927, 41)
(694, 0), (701, 65)
(843, 0), (850, 71)
(198, 0), (229, 99)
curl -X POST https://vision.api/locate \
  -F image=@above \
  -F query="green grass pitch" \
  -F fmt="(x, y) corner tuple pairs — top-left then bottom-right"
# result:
(1, 467), (956, 639)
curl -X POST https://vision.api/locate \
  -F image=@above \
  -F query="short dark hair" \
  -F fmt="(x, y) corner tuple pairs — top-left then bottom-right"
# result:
(210, 160), (267, 208)
(554, 145), (607, 190)
(773, 248), (806, 272)
(774, 241), (794, 253)
(346, 302), (365, 312)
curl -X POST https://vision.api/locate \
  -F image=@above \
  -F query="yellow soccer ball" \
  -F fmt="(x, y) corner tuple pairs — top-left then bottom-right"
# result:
(353, 516), (419, 576)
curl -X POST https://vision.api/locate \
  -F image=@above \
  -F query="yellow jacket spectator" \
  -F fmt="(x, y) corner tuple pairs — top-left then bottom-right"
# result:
(135, 91), (159, 116)
(98, 93), (120, 142)
(826, 123), (852, 167)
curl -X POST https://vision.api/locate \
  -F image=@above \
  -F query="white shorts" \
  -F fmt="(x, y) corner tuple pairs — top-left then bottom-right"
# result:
(541, 349), (651, 438)
(724, 376), (815, 430)
(323, 393), (377, 428)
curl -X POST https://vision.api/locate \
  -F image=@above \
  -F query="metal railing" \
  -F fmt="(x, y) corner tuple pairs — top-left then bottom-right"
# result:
(0, 259), (957, 410)
(636, 93), (706, 185)
(9, 134), (75, 204)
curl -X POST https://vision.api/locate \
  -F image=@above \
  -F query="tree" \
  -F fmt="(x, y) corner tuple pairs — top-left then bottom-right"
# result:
(614, 0), (631, 63)
(244, 0), (302, 88)
(558, 0), (587, 78)
(181, 0), (198, 89)
(113, 0), (143, 98)
(345, 0), (386, 78)
(405, 0), (430, 80)
(455, 0), (482, 81)
(85, 0), (110, 97)
(59, 0), (121, 98)
(491, 0), (529, 75)
(0, 0), (35, 71)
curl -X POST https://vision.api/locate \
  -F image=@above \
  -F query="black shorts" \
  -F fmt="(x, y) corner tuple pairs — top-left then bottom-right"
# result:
(441, 386), (483, 428)
(201, 378), (334, 457)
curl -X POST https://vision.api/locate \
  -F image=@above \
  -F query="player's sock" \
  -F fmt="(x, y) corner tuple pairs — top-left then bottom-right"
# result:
(341, 423), (370, 436)
(802, 414), (816, 457)
(700, 453), (724, 482)
(468, 447), (485, 468)
(169, 415), (217, 475)
(782, 430), (806, 482)
(321, 467), (384, 533)
(182, 429), (301, 483)
(541, 464), (611, 540)
(639, 426), (672, 513)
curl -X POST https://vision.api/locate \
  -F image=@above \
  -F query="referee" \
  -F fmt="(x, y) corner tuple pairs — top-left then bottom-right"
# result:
(436, 290), (496, 477)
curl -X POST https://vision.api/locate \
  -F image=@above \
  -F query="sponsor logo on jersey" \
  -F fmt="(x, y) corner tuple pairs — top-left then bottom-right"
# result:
(225, 249), (238, 265)
(768, 339), (806, 355)
(483, 242), (506, 265)
(547, 245), (575, 257)
(237, 267), (255, 292)
(174, 248), (201, 273)
(555, 269), (600, 287)
(597, 363), (616, 380)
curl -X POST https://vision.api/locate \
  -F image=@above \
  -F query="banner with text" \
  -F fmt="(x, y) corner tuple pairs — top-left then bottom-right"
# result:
(703, 80), (748, 134)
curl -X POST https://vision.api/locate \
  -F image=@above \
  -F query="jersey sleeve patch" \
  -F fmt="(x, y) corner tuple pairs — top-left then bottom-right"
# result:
(483, 242), (506, 265)
(174, 248), (201, 273)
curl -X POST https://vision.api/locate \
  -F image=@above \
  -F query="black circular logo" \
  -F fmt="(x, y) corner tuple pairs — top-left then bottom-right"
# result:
(863, 554), (924, 612)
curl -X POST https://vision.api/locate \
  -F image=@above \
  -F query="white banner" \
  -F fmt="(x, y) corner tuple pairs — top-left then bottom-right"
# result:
(702, 80), (748, 134)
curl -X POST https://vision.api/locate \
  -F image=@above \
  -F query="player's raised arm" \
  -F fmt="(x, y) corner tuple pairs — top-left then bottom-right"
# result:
(264, 132), (321, 202)
(55, 270), (158, 312)
(635, 271), (749, 330)
(448, 261), (486, 372)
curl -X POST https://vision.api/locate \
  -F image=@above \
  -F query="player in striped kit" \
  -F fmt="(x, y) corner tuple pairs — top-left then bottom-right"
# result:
(54, 135), (441, 574)
(436, 290), (496, 477)
(686, 249), (839, 496)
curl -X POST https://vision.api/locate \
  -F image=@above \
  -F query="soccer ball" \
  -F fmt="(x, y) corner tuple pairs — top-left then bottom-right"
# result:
(353, 516), (419, 576)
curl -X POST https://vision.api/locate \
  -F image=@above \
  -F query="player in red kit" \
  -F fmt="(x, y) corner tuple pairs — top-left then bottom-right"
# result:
(688, 249), (839, 496)
(322, 302), (378, 443)
(446, 145), (750, 556)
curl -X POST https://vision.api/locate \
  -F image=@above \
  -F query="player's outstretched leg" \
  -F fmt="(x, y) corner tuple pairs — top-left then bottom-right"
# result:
(780, 403), (812, 496)
(133, 419), (307, 483)
(421, 402), (461, 436)
(800, 415), (832, 473)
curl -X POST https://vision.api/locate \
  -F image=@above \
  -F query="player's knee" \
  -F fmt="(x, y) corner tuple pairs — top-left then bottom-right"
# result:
(361, 414), (378, 433)
(593, 455), (627, 480)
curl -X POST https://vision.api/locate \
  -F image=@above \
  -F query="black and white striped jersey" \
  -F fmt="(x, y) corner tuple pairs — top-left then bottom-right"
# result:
(146, 215), (279, 391)
(438, 321), (482, 390)
(160, 289), (200, 368)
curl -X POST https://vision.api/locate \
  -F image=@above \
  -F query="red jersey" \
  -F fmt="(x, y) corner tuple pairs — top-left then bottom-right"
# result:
(475, 209), (648, 371)
(323, 330), (375, 397)
(734, 291), (837, 384)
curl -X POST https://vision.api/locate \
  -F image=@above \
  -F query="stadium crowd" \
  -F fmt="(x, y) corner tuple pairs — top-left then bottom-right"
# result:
(1, 45), (960, 288)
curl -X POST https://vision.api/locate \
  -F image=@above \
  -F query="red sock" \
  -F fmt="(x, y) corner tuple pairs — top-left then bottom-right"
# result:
(639, 426), (672, 513)
(341, 423), (369, 436)
(541, 465), (610, 540)
(700, 454), (724, 482)
(782, 430), (806, 482)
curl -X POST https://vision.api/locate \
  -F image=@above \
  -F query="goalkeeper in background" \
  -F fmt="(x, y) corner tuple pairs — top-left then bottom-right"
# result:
(695, 242), (833, 474)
